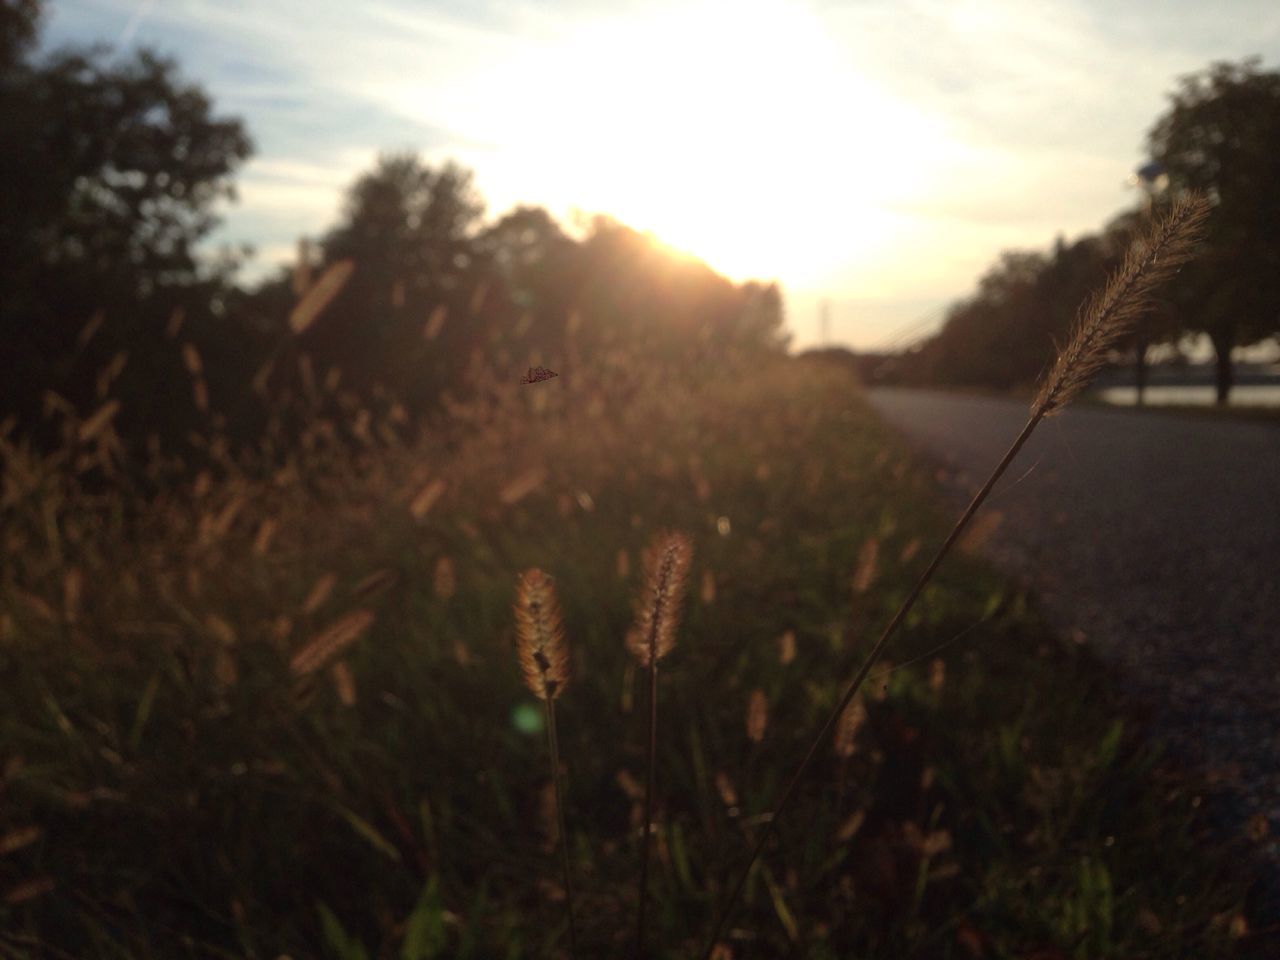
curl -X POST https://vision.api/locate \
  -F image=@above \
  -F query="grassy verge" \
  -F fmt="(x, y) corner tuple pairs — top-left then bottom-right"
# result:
(0, 356), (1264, 958)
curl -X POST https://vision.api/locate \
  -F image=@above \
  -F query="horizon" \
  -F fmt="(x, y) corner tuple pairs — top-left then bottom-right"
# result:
(45, 0), (1280, 350)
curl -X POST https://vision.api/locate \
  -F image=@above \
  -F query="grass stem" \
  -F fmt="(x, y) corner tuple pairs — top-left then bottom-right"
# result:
(700, 411), (1042, 958)
(545, 696), (579, 959)
(636, 657), (659, 957)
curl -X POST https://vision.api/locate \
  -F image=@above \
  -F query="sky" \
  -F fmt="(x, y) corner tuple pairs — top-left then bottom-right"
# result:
(42, 0), (1280, 350)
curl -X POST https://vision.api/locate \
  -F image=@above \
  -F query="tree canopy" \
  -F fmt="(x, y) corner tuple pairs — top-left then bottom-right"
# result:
(0, 12), (786, 463)
(893, 58), (1280, 403)
(0, 31), (252, 444)
(1148, 58), (1280, 400)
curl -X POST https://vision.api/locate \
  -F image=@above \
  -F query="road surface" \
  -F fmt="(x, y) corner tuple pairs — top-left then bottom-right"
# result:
(869, 388), (1280, 870)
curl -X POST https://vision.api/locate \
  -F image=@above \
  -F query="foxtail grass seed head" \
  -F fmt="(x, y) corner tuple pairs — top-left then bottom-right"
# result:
(1033, 194), (1210, 417)
(777, 629), (797, 665)
(514, 568), (569, 700)
(433, 556), (456, 599)
(852, 536), (879, 594)
(78, 401), (120, 444)
(626, 530), (694, 668)
(302, 572), (337, 615)
(746, 689), (768, 743)
(834, 693), (867, 759)
(289, 258), (354, 334)
(290, 609), (375, 677)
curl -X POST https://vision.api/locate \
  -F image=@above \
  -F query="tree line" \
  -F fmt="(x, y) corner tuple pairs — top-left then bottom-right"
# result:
(0, 1), (786, 467)
(887, 58), (1280, 404)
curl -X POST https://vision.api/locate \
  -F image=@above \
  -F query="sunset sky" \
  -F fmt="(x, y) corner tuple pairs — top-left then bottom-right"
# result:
(44, 0), (1280, 349)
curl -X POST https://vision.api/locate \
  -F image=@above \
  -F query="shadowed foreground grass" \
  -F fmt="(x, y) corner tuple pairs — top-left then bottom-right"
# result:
(0, 355), (1264, 958)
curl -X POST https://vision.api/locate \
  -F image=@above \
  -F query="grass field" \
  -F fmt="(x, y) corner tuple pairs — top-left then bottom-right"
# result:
(0, 353), (1264, 958)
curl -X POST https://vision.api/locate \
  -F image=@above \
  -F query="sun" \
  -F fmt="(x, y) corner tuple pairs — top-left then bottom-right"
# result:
(448, 0), (949, 288)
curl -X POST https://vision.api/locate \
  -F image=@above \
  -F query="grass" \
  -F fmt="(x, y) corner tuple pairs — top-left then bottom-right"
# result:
(0, 349), (1266, 958)
(0, 197), (1269, 958)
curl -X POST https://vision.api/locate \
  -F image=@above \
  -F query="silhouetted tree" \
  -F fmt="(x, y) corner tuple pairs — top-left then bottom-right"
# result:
(289, 154), (493, 410)
(0, 33), (252, 445)
(1148, 58), (1280, 403)
(0, 0), (41, 70)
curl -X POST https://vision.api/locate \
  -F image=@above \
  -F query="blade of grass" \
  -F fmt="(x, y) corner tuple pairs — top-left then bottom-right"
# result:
(699, 193), (1211, 958)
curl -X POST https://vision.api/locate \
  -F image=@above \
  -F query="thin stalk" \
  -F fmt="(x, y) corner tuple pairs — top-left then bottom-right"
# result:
(636, 658), (659, 957)
(700, 412), (1042, 959)
(545, 697), (578, 959)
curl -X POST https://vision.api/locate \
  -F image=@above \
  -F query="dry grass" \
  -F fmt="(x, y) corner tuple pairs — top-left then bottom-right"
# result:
(1, 193), (1265, 959)
(699, 191), (1214, 957)
(513, 568), (577, 955)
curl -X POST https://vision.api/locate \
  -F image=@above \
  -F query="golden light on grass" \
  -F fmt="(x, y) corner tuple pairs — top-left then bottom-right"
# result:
(77, 401), (120, 444)
(289, 609), (375, 677)
(511, 569), (577, 956)
(626, 529), (693, 956)
(289, 259), (355, 334)
(833, 693), (866, 759)
(499, 465), (548, 506)
(701, 194), (1213, 960)
(301, 573), (337, 615)
(409, 478), (446, 519)
(514, 569), (569, 701)
(1034, 195), (1212, 416)
(422, 304), (448, 340)
(900, 537), (921, 564)
(330, 661), (357, 707)
(0, 826), (42, 855)
(433, 556), (456, 599)
(777, 629), (797, 665)
(746, 689), (769, 743)
(181, 343), (202, 377)
(851, 536), (879, 594)
(252, 518), (280, 555)
(626, 531), (693, 668)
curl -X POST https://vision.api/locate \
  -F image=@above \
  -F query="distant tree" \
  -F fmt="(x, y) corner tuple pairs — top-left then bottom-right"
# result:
(569, 217), (786, 370)
(478, 205), (578, 360)
(281, 154), (498, 410)
(1148, 58), (1280, 403)
(0, 0), (41, 71)
(0, 40), (252, 444)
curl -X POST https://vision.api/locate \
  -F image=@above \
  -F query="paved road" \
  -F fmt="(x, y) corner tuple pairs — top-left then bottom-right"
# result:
(869, 388), (1280, 866)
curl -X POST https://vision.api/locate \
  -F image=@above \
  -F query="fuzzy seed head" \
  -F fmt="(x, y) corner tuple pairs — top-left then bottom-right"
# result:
(290, 609), (375, 677)
(514, 568), (569, 700)
(746, 689), (769, 743)
(1034, 194), (1211, 417)
(626, 530), (693, 668)
(834, 693), (867, 759)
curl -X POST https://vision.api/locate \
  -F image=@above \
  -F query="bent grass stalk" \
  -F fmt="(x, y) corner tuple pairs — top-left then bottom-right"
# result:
(699, 193), (1211, 959)
(626, 531), (693, 958)
(513, 569), (577, 958)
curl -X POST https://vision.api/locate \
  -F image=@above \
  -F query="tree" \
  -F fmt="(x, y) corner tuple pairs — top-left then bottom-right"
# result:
(0, 37), (252, 444)
(297, 154), (491, 408)
(0, 0), (41, 71)
(1148, 58), (1280, 403)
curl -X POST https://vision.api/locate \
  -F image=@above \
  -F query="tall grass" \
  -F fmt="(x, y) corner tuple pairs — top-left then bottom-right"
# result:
(513, 569), (577, 956)
(3, 194), (1263, 959)
(697, 192), (1212, 955)
(624, 530), (693, 957)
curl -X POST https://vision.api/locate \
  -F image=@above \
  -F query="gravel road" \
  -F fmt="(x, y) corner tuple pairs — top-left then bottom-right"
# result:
(868, 387), (1280, 874)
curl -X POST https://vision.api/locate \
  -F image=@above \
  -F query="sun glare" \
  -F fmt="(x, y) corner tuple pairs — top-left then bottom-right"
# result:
(442, 1), (951, 288)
